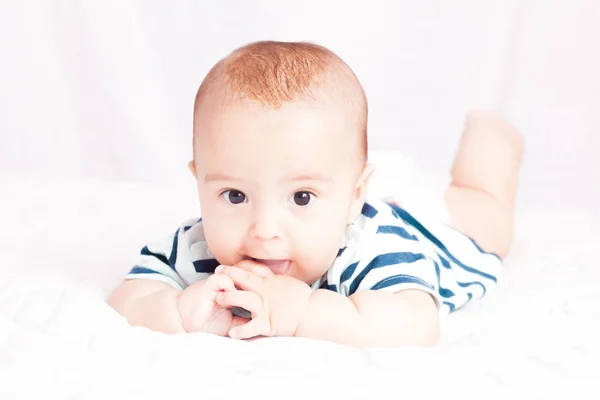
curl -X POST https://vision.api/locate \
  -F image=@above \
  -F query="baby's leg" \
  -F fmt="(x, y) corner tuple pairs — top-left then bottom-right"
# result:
(445, 110), (524, 259)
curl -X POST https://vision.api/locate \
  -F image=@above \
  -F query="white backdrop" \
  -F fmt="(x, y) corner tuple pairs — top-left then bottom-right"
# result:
(1, 0), (598, 210)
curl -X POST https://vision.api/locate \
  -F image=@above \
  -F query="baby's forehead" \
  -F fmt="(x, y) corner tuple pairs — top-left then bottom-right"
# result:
(196, 99), (364, 169)
(203, 97), (356, 138)
(195, 96), (365, 171)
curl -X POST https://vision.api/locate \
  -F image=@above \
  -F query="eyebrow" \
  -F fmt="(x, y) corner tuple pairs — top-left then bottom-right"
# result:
(203, 173), (333, 183)
(203, 173), (241, 183)
(289, 174), (333, 182)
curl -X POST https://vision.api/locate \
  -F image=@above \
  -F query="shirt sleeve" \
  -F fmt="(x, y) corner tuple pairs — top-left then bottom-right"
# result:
(124, 227), (187, 290)
(342, 228), (442, 309)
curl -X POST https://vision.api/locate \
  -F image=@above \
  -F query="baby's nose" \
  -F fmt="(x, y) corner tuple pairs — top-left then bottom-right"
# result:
(249, 207), (282, 240)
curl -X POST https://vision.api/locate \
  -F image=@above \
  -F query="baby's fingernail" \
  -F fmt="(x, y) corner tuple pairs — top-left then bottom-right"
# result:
(229, 329), (238, 339)
(215, 265), (224, 273)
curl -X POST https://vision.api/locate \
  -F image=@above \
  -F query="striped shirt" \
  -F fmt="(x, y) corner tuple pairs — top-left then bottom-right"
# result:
(126, 198), (501, 314)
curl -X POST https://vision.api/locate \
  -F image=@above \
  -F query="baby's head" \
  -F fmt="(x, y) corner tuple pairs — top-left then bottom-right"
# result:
(189, 41), (374, 285)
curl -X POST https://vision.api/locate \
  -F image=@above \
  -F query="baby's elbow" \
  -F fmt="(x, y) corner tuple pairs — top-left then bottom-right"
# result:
(419, 311), (440, 346)
(395, 290), (441, 347)
(353, 289), (441, 347)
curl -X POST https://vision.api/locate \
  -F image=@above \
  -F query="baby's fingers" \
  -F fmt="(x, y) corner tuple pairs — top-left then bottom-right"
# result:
(216, 290), (271, 338)
(216, 290), (261, 314)
(206, 273), (236, 293)
(230, 315), (251, 331)
(229, 318), (270, 340)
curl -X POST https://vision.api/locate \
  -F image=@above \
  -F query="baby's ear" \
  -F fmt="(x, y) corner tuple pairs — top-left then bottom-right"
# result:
(348, 163), (376, 224)
(187, 160), (197, 179)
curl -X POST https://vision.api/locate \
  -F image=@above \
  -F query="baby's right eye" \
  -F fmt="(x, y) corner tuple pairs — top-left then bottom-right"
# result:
(221, 190), (247, 205)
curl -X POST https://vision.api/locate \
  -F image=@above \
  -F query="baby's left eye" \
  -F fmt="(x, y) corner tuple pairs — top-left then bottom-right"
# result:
(291, 191), (314, 206)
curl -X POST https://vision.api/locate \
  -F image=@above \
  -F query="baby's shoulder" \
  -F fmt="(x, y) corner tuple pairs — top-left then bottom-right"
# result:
(344, 199), (422, 252)
(356, 198), (412, 232)
(178, 217), (206, 243)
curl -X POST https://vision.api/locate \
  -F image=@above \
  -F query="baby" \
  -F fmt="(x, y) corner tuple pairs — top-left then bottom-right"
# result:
(107, 41), (523, 347)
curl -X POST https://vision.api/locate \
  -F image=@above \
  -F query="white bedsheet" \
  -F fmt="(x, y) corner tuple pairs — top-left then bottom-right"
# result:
(1, 166), (598, 399)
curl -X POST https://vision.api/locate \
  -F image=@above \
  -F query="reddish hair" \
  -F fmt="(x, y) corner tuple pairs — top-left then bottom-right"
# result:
(193, 41), (368, 160)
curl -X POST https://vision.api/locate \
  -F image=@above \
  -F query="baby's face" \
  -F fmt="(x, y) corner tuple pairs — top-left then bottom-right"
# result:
(192, 99), (370, 285)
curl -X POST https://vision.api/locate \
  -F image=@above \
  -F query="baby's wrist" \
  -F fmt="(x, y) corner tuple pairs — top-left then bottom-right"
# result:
(290, 282), (315, 337)
(175, 282), (205, 333)
(129, 286), (186, 334)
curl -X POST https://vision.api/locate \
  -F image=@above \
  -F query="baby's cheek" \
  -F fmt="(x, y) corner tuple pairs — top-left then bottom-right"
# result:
(204, 218), (244, 266)
(301, 221), (345, 266)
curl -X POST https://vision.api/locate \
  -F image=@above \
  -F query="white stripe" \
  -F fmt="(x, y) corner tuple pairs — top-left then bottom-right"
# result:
(356, 258), (436, 291)
(404, 206), (502, 279)
(125, 272), (183, 290)
(333, 200), (502, 314)
(138, 254), (186, 289)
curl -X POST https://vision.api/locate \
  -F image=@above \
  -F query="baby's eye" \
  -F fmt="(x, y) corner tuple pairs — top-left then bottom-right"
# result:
(222, 190), (247, 205)
(291, 191), (314, 206)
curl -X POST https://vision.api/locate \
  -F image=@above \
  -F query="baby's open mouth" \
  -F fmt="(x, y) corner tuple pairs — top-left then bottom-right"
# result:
(251, 258), (291, 274)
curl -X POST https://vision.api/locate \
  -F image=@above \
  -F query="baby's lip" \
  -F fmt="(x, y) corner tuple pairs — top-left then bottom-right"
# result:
(251, 258), (291, 274)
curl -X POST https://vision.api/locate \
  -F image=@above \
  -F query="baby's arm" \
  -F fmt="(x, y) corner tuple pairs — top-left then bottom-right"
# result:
(107, 279), (186, 334)
(108, 273), (249, 335)
(216, 261), (440, 346)
(215, 271), (440, 347)
(295, 288), (439, 347)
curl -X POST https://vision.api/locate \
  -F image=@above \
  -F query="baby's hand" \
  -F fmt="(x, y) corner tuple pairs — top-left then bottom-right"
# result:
(176, 273), (250, 336)
(214, 260), (312, 340)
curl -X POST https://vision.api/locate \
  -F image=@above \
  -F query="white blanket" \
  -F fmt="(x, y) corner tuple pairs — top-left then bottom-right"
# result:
(1, 164), (599, 399)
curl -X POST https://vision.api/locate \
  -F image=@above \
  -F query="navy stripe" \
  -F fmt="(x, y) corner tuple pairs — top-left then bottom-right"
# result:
(376, 225), (418, 241)
(440, 257), (452, 269)
(193, 259), (220, 273)
(468, 236), (488, 255)
(337, 247), (347, 257)
(433, 261), (455, 298)
(389, 205), (499, 282)
(168, 229), (180, 270)
(443, 301), (456, 312)
(184, 218), (202, 232)
(129, 266), (164, 276)
(349, 252), (426, 295)
(370, 275), (434, 291)
(140, 246), (168, 266)
(457, 280), (487, 296)
(340, 261), (359, 283)
(361, 203), (378, 218)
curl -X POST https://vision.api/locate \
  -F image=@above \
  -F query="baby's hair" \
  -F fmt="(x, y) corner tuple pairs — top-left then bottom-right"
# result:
(193, 41), (368, 161)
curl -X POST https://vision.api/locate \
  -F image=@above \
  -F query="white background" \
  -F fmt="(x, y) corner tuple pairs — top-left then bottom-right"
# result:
(1, 0), (598, 210)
